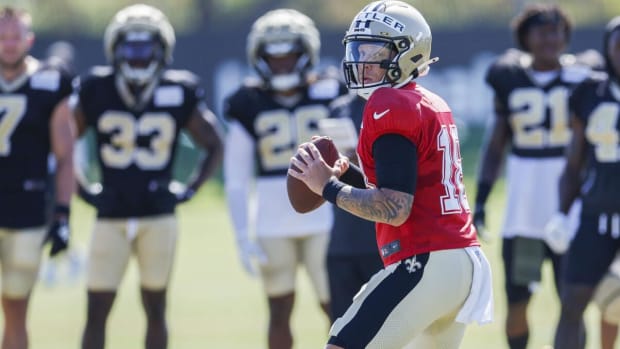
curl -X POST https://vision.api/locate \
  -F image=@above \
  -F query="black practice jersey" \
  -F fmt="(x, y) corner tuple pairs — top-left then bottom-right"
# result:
(327, 93), (378, 256)
(77, 67), (202, 218)
(569, 74), (620, 214)
(486, 49), (592, 158)
(224, 78), (347, 177)
(0, 58), (72, 228)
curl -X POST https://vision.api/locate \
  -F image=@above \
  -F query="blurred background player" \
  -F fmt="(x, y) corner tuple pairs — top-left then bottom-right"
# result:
(73, 5), (223, 349)
(290, 1), (493, 348)
(549, 16), (620, 349)
(473, 4), (597, 348)
(0, 6), (75, 349)
(222, 8), (347, 349)
(45, 40), (76, 77)
(319, 93), (383, 323)
(40, 39), (81, 288)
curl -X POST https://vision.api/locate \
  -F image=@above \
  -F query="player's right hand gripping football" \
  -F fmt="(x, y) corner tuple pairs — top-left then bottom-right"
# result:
(236, 237), (267, 277)
(473, 207), (492, 243)
(45, 218), (70, 257)
(544, 212), (571, 254)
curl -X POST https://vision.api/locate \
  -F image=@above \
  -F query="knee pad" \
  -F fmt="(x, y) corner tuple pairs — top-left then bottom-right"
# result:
(594, 273), (620, 324)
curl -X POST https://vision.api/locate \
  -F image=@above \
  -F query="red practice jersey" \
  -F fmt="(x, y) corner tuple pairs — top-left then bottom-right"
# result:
(357, 83), (479, 266)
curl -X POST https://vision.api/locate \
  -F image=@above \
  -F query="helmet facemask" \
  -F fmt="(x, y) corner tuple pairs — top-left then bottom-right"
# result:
(254, 39), (310, 92)
(114, 32), (165, 86)
(246, 9), (321, 92)
(103, 4), (175, 87)
(343, 37), (400, 99)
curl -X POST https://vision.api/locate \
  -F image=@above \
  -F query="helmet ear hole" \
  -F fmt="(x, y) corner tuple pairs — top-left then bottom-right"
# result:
(387, 68), (401, 82)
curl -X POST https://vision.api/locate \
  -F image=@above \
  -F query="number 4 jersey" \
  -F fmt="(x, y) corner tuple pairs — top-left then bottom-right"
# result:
(569, 74), (620, 215)
(76, 67), (202, 218)
(357, 83), (478, 266)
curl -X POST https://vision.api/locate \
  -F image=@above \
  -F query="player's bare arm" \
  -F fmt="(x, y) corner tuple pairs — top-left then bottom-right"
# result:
(72, 103), (89, 137)
(477, 103), (511, 185)
(337, 186), (412, 226)
(289, 143), (413, 226)
(50, 96), (76, 207)
(558, 113), (587, 214)
(185, 107), (224, 191)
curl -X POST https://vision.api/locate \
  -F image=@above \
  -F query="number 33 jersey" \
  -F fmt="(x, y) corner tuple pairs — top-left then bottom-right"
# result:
(76, 67), (202, 218)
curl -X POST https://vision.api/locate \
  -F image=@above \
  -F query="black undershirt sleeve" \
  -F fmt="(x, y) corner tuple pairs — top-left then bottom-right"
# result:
(372, 134), (418, 195)
(339, 163), (366, 189)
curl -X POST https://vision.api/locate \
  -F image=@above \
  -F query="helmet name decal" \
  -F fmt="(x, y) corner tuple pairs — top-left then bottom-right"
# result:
(354, 11), (405, 33)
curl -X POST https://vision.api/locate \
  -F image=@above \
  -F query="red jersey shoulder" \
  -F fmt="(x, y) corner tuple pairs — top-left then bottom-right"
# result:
(363, 85), (422, 141)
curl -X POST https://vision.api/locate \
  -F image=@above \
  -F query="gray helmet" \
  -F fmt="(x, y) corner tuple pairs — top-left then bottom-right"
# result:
(246, 9), (320, 91)
(343, 1), (437, 99)
(103, 4), (175, 85)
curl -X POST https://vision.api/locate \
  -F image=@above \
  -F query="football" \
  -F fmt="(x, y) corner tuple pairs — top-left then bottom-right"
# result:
(287, 136), (340, 213)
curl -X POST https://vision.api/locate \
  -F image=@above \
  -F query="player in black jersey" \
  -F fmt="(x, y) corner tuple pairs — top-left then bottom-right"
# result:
(222, 8), (347, 349)
(549, 16), (620, 349)
(320, 93), (383, 323)
(74, 5), (223, 349)
(472, 4), (597, 349)
(0, 6), (75, 349)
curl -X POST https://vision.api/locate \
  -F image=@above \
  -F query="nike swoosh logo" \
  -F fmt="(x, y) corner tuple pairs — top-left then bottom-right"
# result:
(373, 109), (390, 120)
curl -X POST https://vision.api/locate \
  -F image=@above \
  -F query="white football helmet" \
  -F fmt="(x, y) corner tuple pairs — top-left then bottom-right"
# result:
(246, 9), (320, 91)
(343, 1), (438, 99)
(104, 4), (175, 85)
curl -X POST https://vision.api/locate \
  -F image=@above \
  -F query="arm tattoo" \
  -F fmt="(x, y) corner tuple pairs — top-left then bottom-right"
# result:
(337, 186), (413, 225)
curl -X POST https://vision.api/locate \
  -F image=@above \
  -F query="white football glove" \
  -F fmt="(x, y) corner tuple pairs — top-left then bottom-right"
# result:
(544, 212), (572, 254)
(236, 238), (267, 277)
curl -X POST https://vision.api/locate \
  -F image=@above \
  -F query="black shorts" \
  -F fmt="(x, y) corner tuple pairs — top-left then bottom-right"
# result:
(564, 213), (620, 286)
(502, 236), (563, 304)
(327, 253), (384, 322)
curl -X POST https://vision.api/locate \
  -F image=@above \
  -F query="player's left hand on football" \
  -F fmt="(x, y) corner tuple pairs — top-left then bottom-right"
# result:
(544, 212), (571, 254)
(288, 143), (347, 195)
(45, 218), (70, 257)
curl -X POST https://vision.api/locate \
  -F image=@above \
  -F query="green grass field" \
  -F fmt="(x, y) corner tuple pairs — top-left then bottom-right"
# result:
(19, 128), (613, 348)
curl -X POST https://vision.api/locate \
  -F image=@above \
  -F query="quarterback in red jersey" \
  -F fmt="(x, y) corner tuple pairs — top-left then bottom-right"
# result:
(358, 85), (477, 265)
(288, 1), (494, 348)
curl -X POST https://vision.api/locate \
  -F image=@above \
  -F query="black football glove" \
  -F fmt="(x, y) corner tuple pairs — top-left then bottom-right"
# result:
(77, 182), (102, 207)
(45, 218), (70, 257)
(473, 207), (491, 243)
(175, 188), (196, 204)
(168, 180), (196, 204)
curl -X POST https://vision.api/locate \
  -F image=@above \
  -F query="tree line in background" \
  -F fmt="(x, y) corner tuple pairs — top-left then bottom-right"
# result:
(8, 0), (620, 35)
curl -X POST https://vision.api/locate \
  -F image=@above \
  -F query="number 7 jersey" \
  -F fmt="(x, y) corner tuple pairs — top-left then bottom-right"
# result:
(357, 83), (478, 266)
